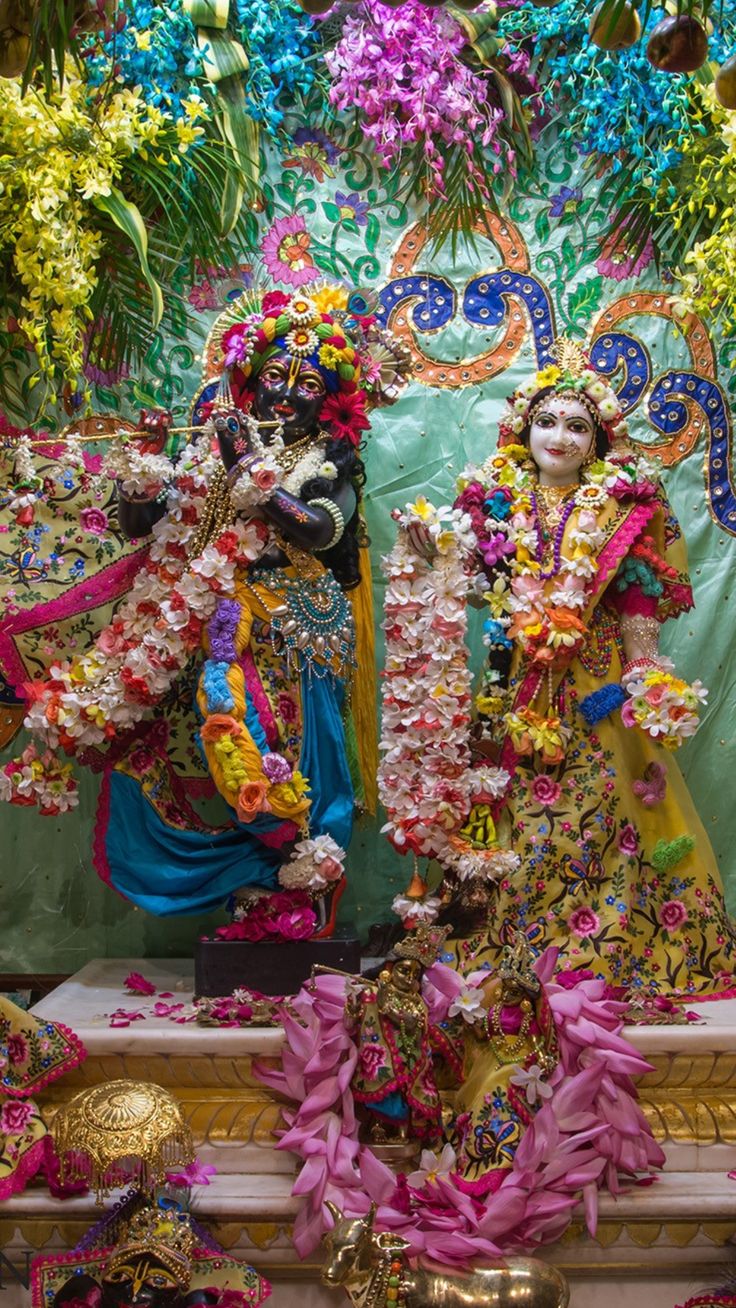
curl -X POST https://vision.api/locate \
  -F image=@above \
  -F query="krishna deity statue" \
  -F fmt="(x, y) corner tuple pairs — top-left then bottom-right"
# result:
(3, 284), (409, 939)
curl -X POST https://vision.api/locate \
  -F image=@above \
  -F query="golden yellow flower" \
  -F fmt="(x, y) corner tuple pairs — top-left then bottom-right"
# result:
(312, 285), (348, 315)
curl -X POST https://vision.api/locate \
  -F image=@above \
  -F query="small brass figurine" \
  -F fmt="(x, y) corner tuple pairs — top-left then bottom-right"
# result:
(321, 1202), (570, 1308)
(346, 925), (450, 1149)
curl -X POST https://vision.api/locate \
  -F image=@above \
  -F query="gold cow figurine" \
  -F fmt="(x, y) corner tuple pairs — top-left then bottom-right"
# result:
(321, 1202), (570, 1308)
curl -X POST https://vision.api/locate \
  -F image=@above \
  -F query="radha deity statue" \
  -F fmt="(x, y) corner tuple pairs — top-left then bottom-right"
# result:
(4, 285), (408, 934)
(381, 339), (735, 995)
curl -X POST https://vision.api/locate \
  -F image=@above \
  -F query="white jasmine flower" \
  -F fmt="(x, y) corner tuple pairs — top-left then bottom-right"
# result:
(510, 1062), (554, 1107)
(448, 985), (487, 1024)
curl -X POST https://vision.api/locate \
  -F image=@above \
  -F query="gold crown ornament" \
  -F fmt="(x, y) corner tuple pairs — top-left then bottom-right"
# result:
(394, 922), (452, 968)
(103, 1200), (195, 1290)
(551, 336), (589, 381)
(498, 931), (541, 999)
(52, 1080), (194, 1199)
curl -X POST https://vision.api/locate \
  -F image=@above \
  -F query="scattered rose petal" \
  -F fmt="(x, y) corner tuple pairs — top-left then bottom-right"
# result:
(153, 1001), (185, 1017)
(124, 971), (156, 996)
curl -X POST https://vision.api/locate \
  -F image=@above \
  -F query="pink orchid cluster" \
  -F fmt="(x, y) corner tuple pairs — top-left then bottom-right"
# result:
(325, 0), (513, 199)
(257, 952), (664, 1265)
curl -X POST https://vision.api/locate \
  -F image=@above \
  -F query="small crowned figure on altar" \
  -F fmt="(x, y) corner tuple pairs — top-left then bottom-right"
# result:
(346, 924), (455, 1146)
(381, 338), (734, 996)
(39, 1194), (270, 1306)
(10, 285), (408, 936)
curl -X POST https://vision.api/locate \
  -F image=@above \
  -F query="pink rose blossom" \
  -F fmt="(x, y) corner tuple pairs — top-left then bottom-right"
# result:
(658, 900), (689, 933)
(359, 1044), (387, 1079)
(617, 823), (639, 856)
(252, 464), (278, 492)
(0, 1100), (34, 1134)
(124, 971), (156, 996)
(80, 507), (109, 536)
(530, 775), (562, 807)
(6, 1033), (27, 1065)
(319, 856), (343, 883)
(274, 906), (317, 940)
(278, 693), (298, 724)
(568, 906), (600, 939)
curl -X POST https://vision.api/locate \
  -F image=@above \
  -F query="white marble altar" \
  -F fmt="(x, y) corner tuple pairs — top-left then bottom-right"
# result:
(0, 959), (733, 1308)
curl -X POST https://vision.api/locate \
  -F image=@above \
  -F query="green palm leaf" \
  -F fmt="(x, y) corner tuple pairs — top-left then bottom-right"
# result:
(92, 187), (164, 329)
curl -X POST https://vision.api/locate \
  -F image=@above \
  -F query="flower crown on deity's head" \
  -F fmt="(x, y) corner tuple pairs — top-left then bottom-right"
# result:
(498, 337), (629, 453)
(210, 282), (411, 447)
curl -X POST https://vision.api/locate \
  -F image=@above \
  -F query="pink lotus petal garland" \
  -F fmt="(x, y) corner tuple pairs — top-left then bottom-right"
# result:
(256, 955), (664, 1264)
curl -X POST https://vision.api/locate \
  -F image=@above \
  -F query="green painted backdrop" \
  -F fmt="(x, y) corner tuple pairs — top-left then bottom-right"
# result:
(2, 129), (735, 972)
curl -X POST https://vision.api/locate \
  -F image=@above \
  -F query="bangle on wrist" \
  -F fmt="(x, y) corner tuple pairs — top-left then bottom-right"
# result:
(621, 657), (660, 681)
(308, 496), (345, 549)
(227, 454), (258, 487)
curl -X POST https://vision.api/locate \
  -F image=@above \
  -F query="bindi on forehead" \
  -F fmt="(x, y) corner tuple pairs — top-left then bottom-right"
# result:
(537, 400), (593, 426)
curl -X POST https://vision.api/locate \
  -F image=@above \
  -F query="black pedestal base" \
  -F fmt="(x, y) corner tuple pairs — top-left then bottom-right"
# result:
(194, 930), (362, 997)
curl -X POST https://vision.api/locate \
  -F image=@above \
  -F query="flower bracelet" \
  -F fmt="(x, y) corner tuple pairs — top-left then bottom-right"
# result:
(228, 453), (282, 512)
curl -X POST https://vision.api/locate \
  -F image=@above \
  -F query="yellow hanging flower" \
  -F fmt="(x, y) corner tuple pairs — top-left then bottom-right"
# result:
(0, 75), (202, 401)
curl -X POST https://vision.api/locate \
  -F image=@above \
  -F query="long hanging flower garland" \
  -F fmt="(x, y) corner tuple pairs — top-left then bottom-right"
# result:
(378, 498), (516, 925)
(2, 434), (266, 810)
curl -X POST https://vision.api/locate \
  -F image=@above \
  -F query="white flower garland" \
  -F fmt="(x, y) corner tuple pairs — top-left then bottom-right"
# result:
(379, 499), (518, 923)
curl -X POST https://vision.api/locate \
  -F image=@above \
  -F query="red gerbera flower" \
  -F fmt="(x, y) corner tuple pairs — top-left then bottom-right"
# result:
(261, 290), (291, 315)
(321, 390), (370, 446)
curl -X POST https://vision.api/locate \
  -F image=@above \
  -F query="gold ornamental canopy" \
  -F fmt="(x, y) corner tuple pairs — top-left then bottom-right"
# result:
(52, 1079), (194, 1199)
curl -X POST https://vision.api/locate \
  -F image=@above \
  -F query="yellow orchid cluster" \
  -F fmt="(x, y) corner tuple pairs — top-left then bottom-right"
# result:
(0, 77), (206, 399)
(662, 86), (736, 343)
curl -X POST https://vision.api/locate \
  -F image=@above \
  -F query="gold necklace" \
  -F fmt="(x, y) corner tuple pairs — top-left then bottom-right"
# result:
(263, 430), (318, 474)
(534, 480), (579, 539)
(488, 998), (533, 1065)
(186, 465), (233, 559)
